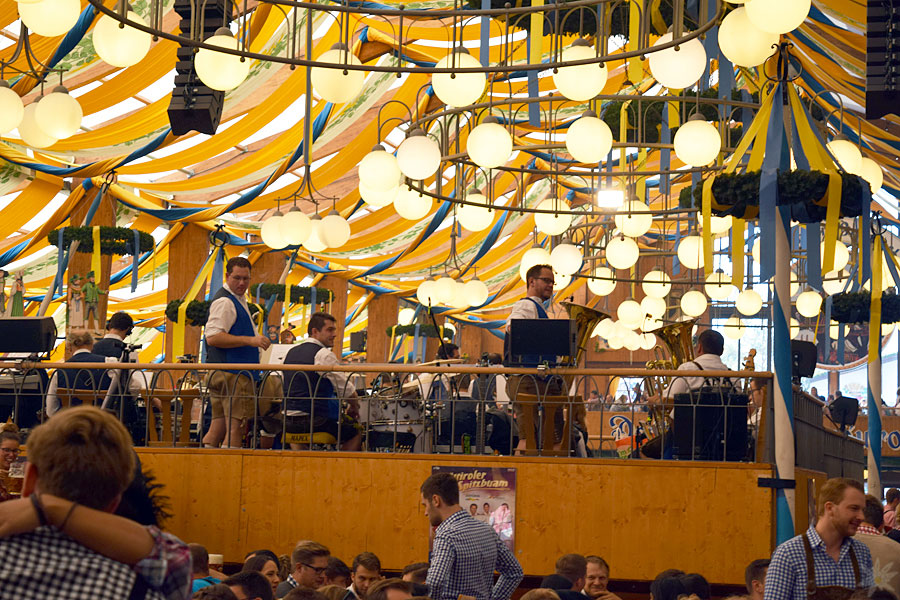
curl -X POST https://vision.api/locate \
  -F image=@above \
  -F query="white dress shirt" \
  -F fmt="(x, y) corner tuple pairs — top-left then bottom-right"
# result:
(663, 353), (735, 398)
(308, 337), (357, 398)
(506, 295), (566, 326)
(205, 283), (255, 339)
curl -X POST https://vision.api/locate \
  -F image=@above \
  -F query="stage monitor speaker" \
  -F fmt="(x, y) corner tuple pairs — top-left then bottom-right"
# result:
(350, 330), (367, 353)
(0, 317), (57, 353)
(673, 389), (749, 461)
(792, 340), (816, 379)
(830, 394), (860, 432)
(505, 318), (577, 367)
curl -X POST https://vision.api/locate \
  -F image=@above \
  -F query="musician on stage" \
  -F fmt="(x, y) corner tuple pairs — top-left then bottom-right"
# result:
(662, 329), (735, 399)
(282, 312), (362, 450)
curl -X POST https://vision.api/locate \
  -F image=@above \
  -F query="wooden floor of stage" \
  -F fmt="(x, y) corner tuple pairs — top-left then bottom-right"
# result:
(137, 449), (775, 586)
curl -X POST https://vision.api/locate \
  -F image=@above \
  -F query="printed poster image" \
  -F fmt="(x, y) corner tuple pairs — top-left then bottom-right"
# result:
(432, 466), (516, 551)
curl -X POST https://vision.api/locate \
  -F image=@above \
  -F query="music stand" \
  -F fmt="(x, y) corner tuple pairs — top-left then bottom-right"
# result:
(506, 319), (577, 367)
(829, 395), (860, 433)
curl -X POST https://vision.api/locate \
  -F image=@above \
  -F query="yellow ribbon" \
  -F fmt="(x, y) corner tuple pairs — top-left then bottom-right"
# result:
(628, 1), (641, 83)
(530, 0), (543, 65)
(731, 218), (746, 288)
(91, 226), (102, 284)
(702, 177), (715, 276)
(173, 247), (220, 359)
(619, 101), (631, 145)
(869, 237), (883, 359)
(283, 280), (291, 331)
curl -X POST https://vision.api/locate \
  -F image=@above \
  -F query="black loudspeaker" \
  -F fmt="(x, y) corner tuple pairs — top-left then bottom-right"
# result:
(0, 317), (57, 353)
(350, 330), (367, 353)
(505, 318), (577, 367)
(673, 389), (748, 461)
(867, 0), (900, 119)
(792, 340), (817, 379)
(830, 394), (860, 432)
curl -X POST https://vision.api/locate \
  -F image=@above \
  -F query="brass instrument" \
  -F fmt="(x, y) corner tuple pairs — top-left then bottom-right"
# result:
(643, 318), (699, 442)
(560, 302), (611, 432)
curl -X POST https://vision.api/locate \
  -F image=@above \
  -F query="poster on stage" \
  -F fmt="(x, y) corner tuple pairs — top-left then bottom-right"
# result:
(431, 466), (517, 551)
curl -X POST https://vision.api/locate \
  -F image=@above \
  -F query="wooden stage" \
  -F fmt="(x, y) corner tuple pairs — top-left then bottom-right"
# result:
(137, 449), (776, 585)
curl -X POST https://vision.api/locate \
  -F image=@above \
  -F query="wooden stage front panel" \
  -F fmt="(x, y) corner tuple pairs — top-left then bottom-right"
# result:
(137, 449), (774, 585)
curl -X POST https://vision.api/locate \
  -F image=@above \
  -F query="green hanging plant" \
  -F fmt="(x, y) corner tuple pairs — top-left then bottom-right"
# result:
(166, 299), (268, 327)
(388, 324), (454, 339)
(248, 283), (334, 305)
(48, 226), (154, 256)
(831, 291), (900, 324)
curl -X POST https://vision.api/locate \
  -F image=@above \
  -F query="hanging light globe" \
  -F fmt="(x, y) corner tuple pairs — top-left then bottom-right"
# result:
(826, 135), (863, 175)
(434, 276), (457, 306)
(859, 157), (884, 195)
(281, 207), (312, 246)
(458, 191), (493, 232)
(566, 110), (614, 164)
(195, 28), (251, 91)
(464, 277), (490, 307)
(724, 316), (745, 340)
(554, 269), (572, 289)
(710, 215), (733, 236)
(260, 211), (287, 249)
(18, 0), (80, 37)
(790, 317), (800, 339)
(822, 270), (849, 295)
(18, 101), (57, 148)
(534, 198), (573, 235)
(607, 333), (625, 350)
(648, 32), (708, 90)
(681, 290), (708, 317)
(605, 236), (639, 270)
(398, 307), (416, 326)
(640, 332), (658, 350)
(448, 279), (470, 309)
(35, 86), (82, 139)
(641, 316), (664, 332)
(751, 237), (761, 263)
(466, 116), (513, 169)
(393, 185), (434, 220)
(303, 216), (328, 252)
(311, 44), (366, 104)
(736, 288), (763, 316)
(550, 242), (583, 276)
(320, 210), (351, 248)
(641, 296), (667, 320)
(594, 318), (614, 338)
(417, 278), (439, 306)
(677, 235), (704, 269)
(92, 11), (152, 68)
(820, 240), (850, 272)
(596, 185), (626, 210)
(623, 330), (643, 351)
(642, 271), (672, 298)
(615, 200), (653, 238)
(746, 0), (811, 34)
(717, 7), (780, 67)
(883, 322), (896, 337)
(617, 300), (643, 329)
(796, 289), (823, 318)
(360, 182), (399, 208)
(674, 115), (721, 167)
(705, 271), (736, 300)
(519, 246), (552, 281)
(552, 39), (608, 101)
(432, 48), (486, 108)
(829, 320), (840, 340)
(588, 266), (616, 296)
(0, 83), (24, 134)
(787, 271), (800, 297)
(396, 129), (441, 180)
(358, 144), (402, 192)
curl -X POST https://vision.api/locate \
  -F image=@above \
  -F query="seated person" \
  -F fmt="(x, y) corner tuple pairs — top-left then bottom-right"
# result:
(93, 310), (146, 440)
(46, 331), (112, 416)
(282, 312), (361, 450)
(0, 429), (20, 502)
(662, 329), (735, 400)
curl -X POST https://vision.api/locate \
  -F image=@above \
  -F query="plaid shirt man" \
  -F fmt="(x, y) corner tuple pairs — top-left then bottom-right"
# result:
(764, 526), (874, 600)
(426, 509), (523, 600)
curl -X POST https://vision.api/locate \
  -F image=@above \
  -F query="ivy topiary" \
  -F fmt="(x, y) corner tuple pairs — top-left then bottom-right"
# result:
(166, 298), (268, 326)
(388, 324), (454, 339)
(48, 226), (154, 256)
(831, 291), (900, 324)
(248, 283), (333, 305)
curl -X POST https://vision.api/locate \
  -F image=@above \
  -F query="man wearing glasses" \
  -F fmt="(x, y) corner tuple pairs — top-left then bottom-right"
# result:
(0, 430), (19, 502)
(275, 540), (331, 598)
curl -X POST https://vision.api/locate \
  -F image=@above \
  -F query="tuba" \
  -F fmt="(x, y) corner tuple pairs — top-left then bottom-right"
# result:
(642, 318), (698, 444)
(560, 301), (611, 367)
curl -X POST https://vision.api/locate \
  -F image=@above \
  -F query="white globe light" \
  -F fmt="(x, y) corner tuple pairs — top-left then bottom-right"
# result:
(617, 300), (643, 329)
(681, 291), (708, 317)
(823, 270), (849, 295)
(736, 288), (763, 316)
(359, 145), (402, 192)
(464, 278), (490, 307)
(829, 320), (840, 340)
(623, 330), (642, 351)
(642, 271), (672, 298)
(705, 271), (737, 300)
(320, 211), (351, 248)
(859, 157), (884, 195)
(195, 29), (251, 91)
(745, 0), (811, 34)
(566, 111), (613, 163)
(648, 32), (707, 90)
(260, 213), (287, 249)
(393, 186), (433, 220)
(710, 215), (733, 236)
(641, 296), (667, 319)
(432, 49), (486, 108)
(606, 236), (639, 270)
(311, 45), (366, 104)
(790, 317), (800, 339)
(18, 0), (80, 37)
(724, 316), (745, 340)
(553, 41), (608, 101)
(398, 307), (416, 326)
(281, 208), (312, 245)
(554, 269), (572, 289)
(550, 243), (583, 276)
(674, 117), (721, 167)
(0, 84), (24, 134)
(304, 217), (327, 252)
(360, 183), (399, 208)
(18, 102), (57, 148)
(607, 334), (624, 350)
(588, 266), (616, 296)
(396, 130), (441, 180)
(596, 186), (626, 210)
(434, 276), (457, 305)
(92, 11), (152, 68)
(796, 290), (823, 318)
(467, 117), (513, 169)
(717, 7), (780, 67)
(790, 271), (800, 298)
(448, 280), (470, 308)
(594, 318), (614, 338)
(34, 86), (82, 139)
(519, 246), (552, 281)
(534, 198), (573, 235)
(417, 279), (438, 306)
(751, 237), (761, 263)
(640, 332), (658, 350)
(821, 240), (850, 272)
(458, 193), (494, 232)
(826, 136), (863, 175)
(615, 200), (653, 238)
(883, 322), (896, 337)
(677, 235), (704, 269)
(642, 316), (664, 332)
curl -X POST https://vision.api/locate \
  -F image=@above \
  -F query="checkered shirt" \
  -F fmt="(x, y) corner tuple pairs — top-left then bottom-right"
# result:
(764, 526), (874, 600)
(136, 526), (192, 600)
(426, 509), (523, 600)
(0, 526), (169, 599)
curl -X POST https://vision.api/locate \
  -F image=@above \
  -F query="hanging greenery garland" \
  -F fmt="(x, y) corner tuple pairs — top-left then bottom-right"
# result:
(248, 283), (333, 305)
(388, 324), (454, 339)
(678, 170), (869, 223)
(166, 299), (268, 326)
(48, 226), (154, 256)
(831, 291), (900, 324)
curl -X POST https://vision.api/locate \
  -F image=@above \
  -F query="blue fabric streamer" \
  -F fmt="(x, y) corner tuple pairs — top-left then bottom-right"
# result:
(480, 0), (491, 67)
(54, 228), (66, 296)
(311, 287), (317, 308)
(210, 248), (224, 296)
(860, 193), (871, 285)
(660, 104), (670, 196)
(131, 229), (140, 292)
(110, 251), (151, 284)
(526, 36), (540, 126)
(882, 237), (900, 288)
(413, 323), (421, 361)
(758, 84), (784, 281)
(807, 222), (822, 291)
(83, 188), (103, 226)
